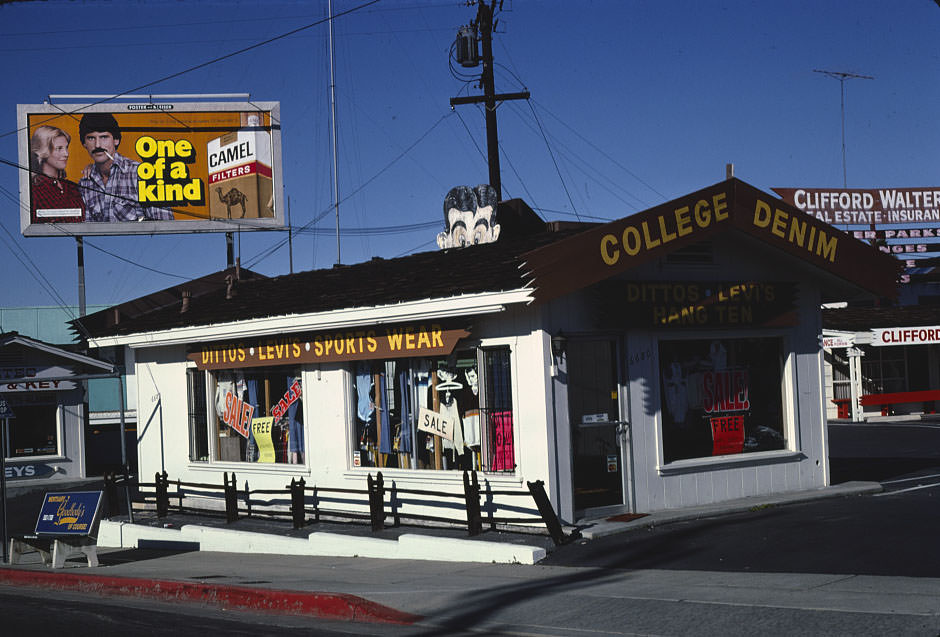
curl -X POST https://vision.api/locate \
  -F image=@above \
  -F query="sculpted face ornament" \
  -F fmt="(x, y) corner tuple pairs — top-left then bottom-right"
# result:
(437, 184), (501, 249)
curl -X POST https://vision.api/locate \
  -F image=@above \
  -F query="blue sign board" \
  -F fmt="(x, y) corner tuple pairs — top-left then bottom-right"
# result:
(34, 491), (102, 536)
(4, 462), (55, 480)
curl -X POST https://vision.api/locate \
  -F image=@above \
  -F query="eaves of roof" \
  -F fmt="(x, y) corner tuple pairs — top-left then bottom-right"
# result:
(75, 228), (584, 341)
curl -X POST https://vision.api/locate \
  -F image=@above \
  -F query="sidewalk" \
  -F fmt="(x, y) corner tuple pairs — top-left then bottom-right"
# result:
(0, 480), (896, 629)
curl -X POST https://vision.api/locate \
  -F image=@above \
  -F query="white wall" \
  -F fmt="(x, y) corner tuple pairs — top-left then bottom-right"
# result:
(545, 234), (833, 514)
(130, 312), (558, 525)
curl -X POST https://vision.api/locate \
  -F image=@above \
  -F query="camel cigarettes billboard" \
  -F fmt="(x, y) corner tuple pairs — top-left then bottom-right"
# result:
(17, 101), (284, 236)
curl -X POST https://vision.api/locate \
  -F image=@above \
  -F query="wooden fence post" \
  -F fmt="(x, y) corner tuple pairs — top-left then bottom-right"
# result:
(526, 479), (569, 546)
(224, 472), (238, 523)
(155, 471), (169, 518)
(368, 472), (385, 532)
(290, 477), (306, 529)
(463, 470), (482, 536)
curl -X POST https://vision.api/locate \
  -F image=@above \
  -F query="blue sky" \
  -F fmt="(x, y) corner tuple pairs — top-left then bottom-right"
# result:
(1, 0), (939, 313)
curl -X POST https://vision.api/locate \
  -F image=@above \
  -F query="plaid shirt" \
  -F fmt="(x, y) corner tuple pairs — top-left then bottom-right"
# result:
(79, 152), (173, 222)
(30, 175), (85, 224)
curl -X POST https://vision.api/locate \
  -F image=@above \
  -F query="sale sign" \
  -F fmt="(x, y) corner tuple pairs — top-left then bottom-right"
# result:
(222, 389), (254, 438)
(417, 407), (454, 441)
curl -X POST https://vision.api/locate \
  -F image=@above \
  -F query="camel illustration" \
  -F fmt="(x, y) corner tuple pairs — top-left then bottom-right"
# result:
(216, 187), (248, 218)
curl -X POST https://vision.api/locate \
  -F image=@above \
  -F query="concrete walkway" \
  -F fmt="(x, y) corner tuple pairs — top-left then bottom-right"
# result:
(4, 479), (923, 633)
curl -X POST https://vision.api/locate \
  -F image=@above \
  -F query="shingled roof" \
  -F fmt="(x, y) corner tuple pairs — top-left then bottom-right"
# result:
(75, 207), (588, 340)
(823, 304), (940, 331)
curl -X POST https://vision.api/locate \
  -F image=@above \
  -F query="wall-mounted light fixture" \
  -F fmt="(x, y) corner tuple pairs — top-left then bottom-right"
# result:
(551, 332), (568, 359)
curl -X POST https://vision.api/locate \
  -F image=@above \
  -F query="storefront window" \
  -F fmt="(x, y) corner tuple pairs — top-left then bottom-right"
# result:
(187, 369), (209, 462)
(5, 398), (59, 458)
(860, 345), (907, 394)
(352, 346), (514, 472)
(188, 366), (304, 464)
(659, 337), (785, 463)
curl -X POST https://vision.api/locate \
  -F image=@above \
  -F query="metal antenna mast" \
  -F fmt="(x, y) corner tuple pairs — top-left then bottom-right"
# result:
(813, 69), (874, 187)
(329, 0), (341, 265)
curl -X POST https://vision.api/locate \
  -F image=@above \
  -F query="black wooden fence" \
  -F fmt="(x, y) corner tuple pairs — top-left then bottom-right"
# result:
(119, 470), (577, 546)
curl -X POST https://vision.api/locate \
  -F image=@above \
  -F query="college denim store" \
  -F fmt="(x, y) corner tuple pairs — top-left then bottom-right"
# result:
(79, 179), (898, 523)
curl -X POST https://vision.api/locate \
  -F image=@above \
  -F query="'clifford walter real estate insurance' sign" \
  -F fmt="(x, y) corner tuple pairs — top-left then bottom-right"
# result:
(771, 187), (940, 226)
(17, 101), (284, 236)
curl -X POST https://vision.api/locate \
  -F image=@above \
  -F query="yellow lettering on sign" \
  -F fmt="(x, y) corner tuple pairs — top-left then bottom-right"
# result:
(622, 226), (641, 255)
(753, 199), (838, 263)
(641, 221), (660, 249)
(693, 199), (711, 227)
(674, 206), (692, 236)
(601, 234), (619, 265)
(599, 191), (731, 267)
(387, 330), (404, 350)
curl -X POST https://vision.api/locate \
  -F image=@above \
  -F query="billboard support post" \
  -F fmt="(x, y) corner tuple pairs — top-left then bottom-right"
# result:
(76, 237), (86, 317)
(226, 232), (234, 270)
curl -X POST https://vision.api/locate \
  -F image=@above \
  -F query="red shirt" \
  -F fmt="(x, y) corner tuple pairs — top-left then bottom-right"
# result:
(31, 175), (86, 224)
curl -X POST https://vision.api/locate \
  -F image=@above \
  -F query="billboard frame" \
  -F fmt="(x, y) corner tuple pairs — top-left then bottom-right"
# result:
(17, 100), (284, 237)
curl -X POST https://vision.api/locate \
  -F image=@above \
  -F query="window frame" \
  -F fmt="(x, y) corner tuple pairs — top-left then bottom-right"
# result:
(344, 342), (518, 474)
(186, 363), (307, 468)
(653, 330), (797, 473)
(4, 398), (63, 460)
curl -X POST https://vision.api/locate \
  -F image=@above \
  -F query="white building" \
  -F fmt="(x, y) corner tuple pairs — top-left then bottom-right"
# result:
(80, 179), (897, 524)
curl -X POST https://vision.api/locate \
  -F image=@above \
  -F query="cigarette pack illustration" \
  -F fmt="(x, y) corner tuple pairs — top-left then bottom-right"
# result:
(207, 116), (275, 220)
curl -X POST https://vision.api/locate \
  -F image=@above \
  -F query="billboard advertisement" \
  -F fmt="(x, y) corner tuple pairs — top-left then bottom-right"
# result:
(17, 101), (283, 236)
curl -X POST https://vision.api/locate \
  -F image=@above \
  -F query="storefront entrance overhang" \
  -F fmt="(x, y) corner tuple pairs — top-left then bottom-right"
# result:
(87, 288), (534, 349)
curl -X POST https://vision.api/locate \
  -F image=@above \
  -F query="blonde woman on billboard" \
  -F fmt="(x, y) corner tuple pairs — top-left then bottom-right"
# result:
(29, 125), (85, 223)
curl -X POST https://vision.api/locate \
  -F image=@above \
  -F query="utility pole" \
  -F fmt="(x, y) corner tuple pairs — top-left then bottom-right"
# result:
(813, 69), (874, 188)
(450, 1), (529, 201)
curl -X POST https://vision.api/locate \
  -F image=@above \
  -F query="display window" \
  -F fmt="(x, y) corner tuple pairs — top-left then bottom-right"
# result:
(351, 346), (514, 472)
(4, 395), (59, 458)
(658, 336), (786, 463)
(187, 365), (304, 464)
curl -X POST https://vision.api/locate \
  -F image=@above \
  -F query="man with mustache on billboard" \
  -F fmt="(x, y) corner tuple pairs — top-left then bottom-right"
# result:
(77, 113), (173, 222)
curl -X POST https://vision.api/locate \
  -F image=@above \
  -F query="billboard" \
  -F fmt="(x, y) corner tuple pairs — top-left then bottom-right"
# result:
(17, 101), (284, 236)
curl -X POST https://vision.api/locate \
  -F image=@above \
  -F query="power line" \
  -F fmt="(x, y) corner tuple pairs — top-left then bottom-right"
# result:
(244, 112), (452, 268)
(530, 98), (666, 202)
(0, 0), (382, 142)
(526, 101), (580, 221)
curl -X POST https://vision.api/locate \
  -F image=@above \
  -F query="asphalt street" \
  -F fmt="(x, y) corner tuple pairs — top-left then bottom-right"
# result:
(1, 418), (938, 635)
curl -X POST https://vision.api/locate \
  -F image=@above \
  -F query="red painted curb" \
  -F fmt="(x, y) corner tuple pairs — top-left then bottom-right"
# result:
(0, 568), (421, 625)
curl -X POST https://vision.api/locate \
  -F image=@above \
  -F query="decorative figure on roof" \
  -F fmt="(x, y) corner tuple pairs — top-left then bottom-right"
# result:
(437, 184), (500, 249)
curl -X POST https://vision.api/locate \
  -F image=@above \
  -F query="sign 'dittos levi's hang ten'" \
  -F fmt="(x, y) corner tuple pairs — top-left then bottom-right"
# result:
(592, 280), (797, 328)
(188, 323), (470, 371)
(520, 178), (900, 304)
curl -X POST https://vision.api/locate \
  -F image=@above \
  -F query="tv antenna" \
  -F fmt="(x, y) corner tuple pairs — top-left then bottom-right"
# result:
(813, 69), (874, 187)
